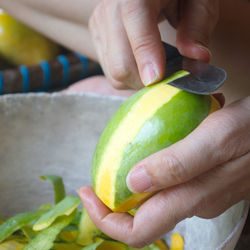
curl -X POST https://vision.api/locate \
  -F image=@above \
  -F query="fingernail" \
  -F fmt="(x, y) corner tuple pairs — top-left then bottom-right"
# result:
(141, 63), (159, 86)
(195, 44), (212, 62)
(77, 187), (88, 202)
(126, 166), (152, 193)
(77, 188), (84, 199)
(197, 44), (212, 55)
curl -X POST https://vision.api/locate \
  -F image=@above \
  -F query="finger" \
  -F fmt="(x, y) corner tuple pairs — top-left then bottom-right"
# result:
(127, 98), (250, 193)
(89, 4), (108, 78)
(176, 0), (219, 62)
(104, 0), (143, 90)
(163, 0), (180, 28)
(78, 186), (134, 241)
(78, 185), (189, 248)
(79, 166), (229, 248)
(121, 0), (170, 86)
(89, 3), (128, 90)
(195, 151), (250, 218)
(79, 152), (250, 247)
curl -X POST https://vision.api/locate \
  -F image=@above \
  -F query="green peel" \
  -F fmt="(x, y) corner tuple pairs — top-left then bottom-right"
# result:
(23, 212), (75, 250)
(0, 209), (46, 243)
(40, 175), (66, 204)
(33, 196), (81, 231)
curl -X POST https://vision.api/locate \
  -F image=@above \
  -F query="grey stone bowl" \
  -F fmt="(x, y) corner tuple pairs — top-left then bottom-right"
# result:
(0, 93), (248, 249)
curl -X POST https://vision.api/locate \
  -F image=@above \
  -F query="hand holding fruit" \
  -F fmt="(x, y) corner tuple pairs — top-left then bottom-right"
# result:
(89, 0), (219, 90)
(78, 95), (250, 248)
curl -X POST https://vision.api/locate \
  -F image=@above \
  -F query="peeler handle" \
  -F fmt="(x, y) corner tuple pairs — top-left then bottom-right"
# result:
(161, 42), (182, 61)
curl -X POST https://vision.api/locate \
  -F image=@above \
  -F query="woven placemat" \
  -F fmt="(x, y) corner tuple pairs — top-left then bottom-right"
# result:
(0, 53), (102, 94)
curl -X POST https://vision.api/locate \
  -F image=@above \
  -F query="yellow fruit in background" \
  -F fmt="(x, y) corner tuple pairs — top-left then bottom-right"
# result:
(0, 10), (60, 66)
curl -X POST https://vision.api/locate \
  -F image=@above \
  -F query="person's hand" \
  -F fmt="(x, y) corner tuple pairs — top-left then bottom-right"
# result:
(89, 0), (219, 90)
(78, 96), (250, 247)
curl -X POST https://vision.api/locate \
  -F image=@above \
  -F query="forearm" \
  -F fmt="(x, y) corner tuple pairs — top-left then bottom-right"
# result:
(0, 0), (98, 60)
(1, 0), (99, 24)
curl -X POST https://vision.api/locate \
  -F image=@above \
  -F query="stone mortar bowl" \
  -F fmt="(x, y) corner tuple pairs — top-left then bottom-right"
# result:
(0, 93), (248, 249)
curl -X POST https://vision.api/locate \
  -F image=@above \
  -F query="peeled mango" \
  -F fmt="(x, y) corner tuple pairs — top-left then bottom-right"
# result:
(0, 10), (59, 66)
(91, 72), (221, 213)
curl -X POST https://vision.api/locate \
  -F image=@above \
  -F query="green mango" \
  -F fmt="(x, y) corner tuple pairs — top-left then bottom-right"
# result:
(92, 71), (221, 212)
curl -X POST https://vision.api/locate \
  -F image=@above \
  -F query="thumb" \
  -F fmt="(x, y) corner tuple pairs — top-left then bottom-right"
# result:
(176, 0), (219, 62)
(126, 105), (245, 194)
